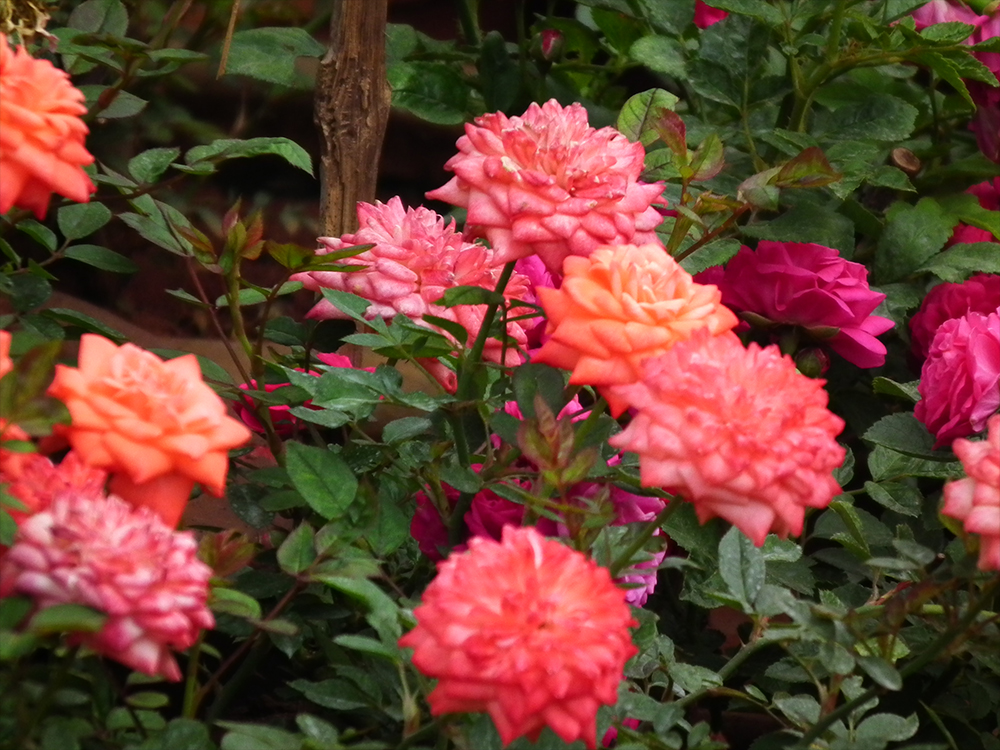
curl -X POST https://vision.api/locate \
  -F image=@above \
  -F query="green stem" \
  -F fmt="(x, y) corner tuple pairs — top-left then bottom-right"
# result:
(454, 0), (482, 46)
(15, 645), (80, 746)
(181, 632), (205, 719)
(457, 261), (516, 400)
(608, 500), (680, 578)
(797, 575), (1000, 747)
(824, 0), (847, 63)
(395, 717), (451, 750)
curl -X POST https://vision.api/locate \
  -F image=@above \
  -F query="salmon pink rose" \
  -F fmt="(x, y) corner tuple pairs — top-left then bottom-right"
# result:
(942, 414), (1000, 571)
(914, 308), (1000, 447)
(292, 197), (534, 374)
(713, 241), (894, 368)
(609, 331), (846, 546)
(427, 100), (664, 273)
(47, 334), (252, 527)
(400, 526), (636, 749)
(532, 244), (737, 416)
(0, 35), (96, 218)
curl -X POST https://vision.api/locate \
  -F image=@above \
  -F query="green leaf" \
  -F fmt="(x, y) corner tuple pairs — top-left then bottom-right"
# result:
(872, 377), (920, 403)
(317, 576), (401, 641)
(381, 417), (432, 444)
(388, 61), (469, 125)
(223, 27), (326, 87)
(284, 443), (358, 519)
(219, 722), (301, 750)
(856, 712), (919, 743)
(616, 88), (681, 145)
(210, 587), (263, 620)
(28, 604), (106, 635)
(819, 94), (918, 142)
(333, 634), (400, 661)
(513, 363), (567, 418)
(119, 212), (189, 255)
(438, 285), (505, 308)
(85, 87), (148, 119)
(868, 445), (962, 482)
(68, 0), (128, 35)
(630, 36), (686, 79)
(40, 308), (127, 342)
(704, 0), (783, 26)
(17, 220), (58, 251)
(718, 526), (766, 610)
(126, 691), (169, 709)
(678, 238), (741, 274)
(185, 137), (314, 176)
(288, 679), (371, 711)
(126, 718), (216, 750)
(57, 203), (112, 240)
(128, 147), (181, 183)
(277, 522), (317, 575)
(863, 413), (952, 460)
(863, 481), (922, 517)
(0, 597), (32, 630)
(64, 244), (137, 273)
(742, 204), (855, 253)
(918, 242), (1000, 282)
(874, 198), (953, 283)
(479, 31), (519, 112)
(319, 289), (371, 323)
(856, 655), (903, 690)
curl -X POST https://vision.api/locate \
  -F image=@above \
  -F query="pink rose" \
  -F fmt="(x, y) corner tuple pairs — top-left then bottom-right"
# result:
(949, 178), (1000, 245)
(915, 308), (1000, 447)
(234, 380), (304, 437)
(714, 242), (895, 368)
(969, 14), (999, 162)
(942, 414), (1000, 571)
(911, 0), (987, 28)
(464, 487), (529, 540)
(694, 1), (728, 28)
(909, 273), (1000, 360)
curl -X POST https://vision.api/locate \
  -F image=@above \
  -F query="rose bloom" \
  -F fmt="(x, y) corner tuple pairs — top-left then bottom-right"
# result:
(400, 526), (636, 749)
(0, 35), (96, 218)
(0, 450), (106, 526)
(427, 100), (664, 274)
(292, 198), (534, 373)
(909, 273), (1000, 360)
(0, 490), (214, 680)
(609, 331), (846, 546)
(47, 334), (252, 527)
(532, 244), (737, 416)
(0, 329), (11, 379)
(970, 14), (1000, 163)
(713, 241), (895, 368)
(949, 179), (1000, 245)
(915, 308), (1000, 447)
(694, 0), (728, 28)
(942, 414), (1000, 571)
(911, 0), (987, 28)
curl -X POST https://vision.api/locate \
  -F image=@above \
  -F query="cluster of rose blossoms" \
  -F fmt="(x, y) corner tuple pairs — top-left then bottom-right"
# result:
(2, 22), (999, 749)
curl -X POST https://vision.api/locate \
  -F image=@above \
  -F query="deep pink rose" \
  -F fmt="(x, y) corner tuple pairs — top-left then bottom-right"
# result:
(234, 380), (304, 437)
(694, 0), (728, 28)
(909, 273), (1000, 360)
(411, 488), (456, 561)
(970, 14), (1000, 162)
(714, 242), (895, 368)
(915, 308), (1000, 447)
(602, 718), (642, 747)
(949, 178), (1000, 245)
(911, 0), (987, 28)
(464, 487), (529, 540)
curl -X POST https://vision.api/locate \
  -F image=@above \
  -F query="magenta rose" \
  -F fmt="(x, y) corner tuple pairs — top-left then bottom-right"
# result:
(909, 273), (1000, 360)
(948, 178), (1000, 245)
(915, 308), (1000, 447)
(694, 0), (728, 28)
(970, 15), (1000, 162)
(410, 488), (457, 561)
(714, 242), (895, 368)
(234, 380), (306, 437)
(465, 487), (529, 540)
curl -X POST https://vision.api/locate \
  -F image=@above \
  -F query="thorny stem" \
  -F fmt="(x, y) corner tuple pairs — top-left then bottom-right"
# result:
(191, 581), (306, 716)
(608, 500), (680, 578)
(673, 204), (751, 262)
(797, 575), (1000, 747)
(184, 257), (252, 386)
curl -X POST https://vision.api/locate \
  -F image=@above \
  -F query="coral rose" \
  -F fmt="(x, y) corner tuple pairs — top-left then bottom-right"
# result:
(942, 414), (1000, 571)
(609, 331), (846, 546)
(909, 273), (1000, 360)
(713, 241), (894, 368)
(531, 243), (738, 416)
(427, 100), (664, 273)
(400, 526), (636, 749)
(47, 334), (252, 527)
(0, 490), (214, 680)
(0, 450), (106, 526)
(0, 329), (11, 379)
(292, 197), (534, 372)
(0, 35), (95, 218)
(915, 308), (1000, 447)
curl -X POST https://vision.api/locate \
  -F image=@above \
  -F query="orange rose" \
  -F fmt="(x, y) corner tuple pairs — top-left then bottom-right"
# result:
(0, 35), (96, 218)
(531, 244), (737, 416)
(0, 329), (11, 379)
(47, 335), (251, 526)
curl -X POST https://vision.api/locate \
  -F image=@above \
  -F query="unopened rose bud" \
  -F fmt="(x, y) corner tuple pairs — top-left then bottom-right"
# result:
(538, 29), (563, 61)
(795, 347), (831, 377)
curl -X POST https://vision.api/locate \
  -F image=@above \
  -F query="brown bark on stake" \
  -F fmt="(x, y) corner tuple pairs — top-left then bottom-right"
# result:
(315, 0), (391, 238)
